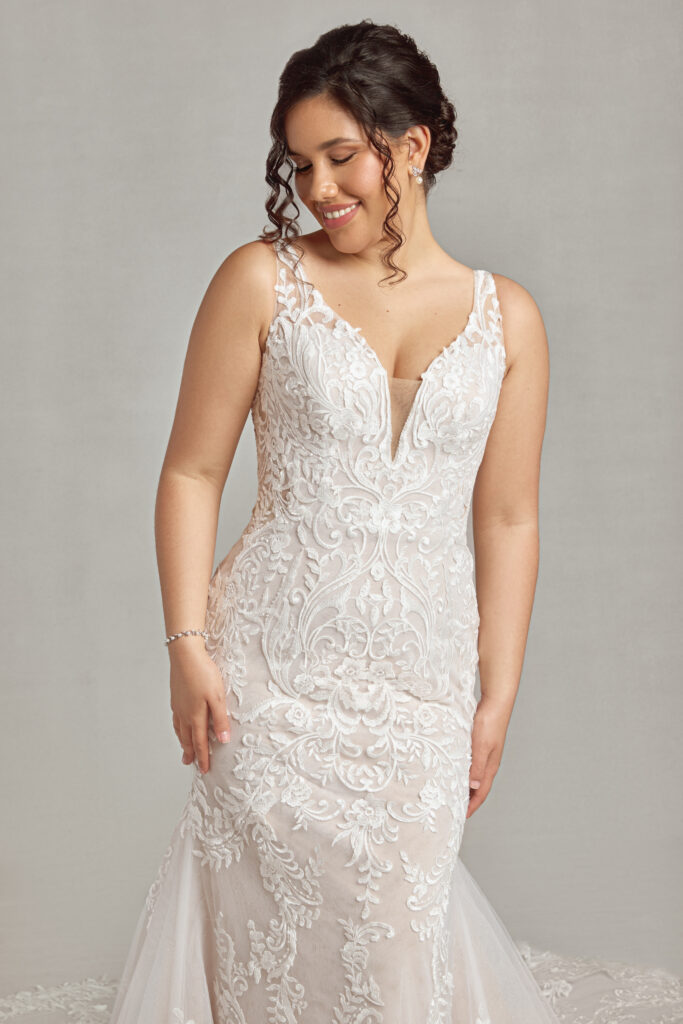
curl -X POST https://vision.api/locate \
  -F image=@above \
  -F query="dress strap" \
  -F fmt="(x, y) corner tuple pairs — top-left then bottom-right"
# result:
(269, 237), (310, 328)
(479, 270), (504, 346)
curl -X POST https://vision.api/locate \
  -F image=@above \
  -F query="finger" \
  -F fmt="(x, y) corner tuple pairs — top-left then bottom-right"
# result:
(466, 793), (482, 819)
(466, 763), (497, 818)
(192, 710), (210, 774)
(178, 721), (195, 765)
(466, 783), (488, 818)
(209, 696), (231, 744)
(469, 751), (487, 792)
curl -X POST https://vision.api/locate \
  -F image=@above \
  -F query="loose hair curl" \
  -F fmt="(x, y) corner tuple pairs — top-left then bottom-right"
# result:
(258, 20), (458, 285)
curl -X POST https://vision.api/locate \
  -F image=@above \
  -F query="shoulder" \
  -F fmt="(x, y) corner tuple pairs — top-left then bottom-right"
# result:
(489, 271), (548, 376)
(204, 239), (278, 348)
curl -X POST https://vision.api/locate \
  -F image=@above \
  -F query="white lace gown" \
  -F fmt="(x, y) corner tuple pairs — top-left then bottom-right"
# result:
(109, 237), (562, 1023)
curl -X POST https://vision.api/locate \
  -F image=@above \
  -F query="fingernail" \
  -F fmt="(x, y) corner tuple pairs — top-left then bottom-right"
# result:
(470, 781), (481, 789)
(218, 731), (229, 743)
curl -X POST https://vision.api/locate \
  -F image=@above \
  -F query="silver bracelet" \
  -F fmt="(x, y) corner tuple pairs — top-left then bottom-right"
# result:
(164, 629), (209, 647)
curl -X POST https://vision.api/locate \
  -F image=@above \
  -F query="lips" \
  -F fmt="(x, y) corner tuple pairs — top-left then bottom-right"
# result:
(320, 201), (359, 213)
(320, 202), (360, 220)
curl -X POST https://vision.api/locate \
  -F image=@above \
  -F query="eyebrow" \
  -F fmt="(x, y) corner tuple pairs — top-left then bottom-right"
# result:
(287, 137), (360, 157)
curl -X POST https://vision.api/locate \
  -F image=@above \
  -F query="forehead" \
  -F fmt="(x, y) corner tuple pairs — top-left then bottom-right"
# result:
(284, 94), (363, 155)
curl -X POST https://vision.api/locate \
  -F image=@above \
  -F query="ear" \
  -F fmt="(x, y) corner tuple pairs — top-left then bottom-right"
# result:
(407, 124), (431, 169)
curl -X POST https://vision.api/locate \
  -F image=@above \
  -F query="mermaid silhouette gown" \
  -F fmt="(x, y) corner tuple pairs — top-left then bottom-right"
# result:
(109, 238), (561, 1023)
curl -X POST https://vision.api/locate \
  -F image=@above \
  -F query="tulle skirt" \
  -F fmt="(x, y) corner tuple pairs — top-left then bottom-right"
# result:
(108, 814), (562, 1023)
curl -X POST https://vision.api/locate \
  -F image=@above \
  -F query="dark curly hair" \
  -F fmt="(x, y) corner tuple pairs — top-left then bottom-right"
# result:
(258, 20), (458, 286)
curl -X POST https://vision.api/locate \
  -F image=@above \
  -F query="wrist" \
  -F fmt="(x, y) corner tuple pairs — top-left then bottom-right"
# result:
(165, 631), (209, 658)
(164, 626), (208, 645)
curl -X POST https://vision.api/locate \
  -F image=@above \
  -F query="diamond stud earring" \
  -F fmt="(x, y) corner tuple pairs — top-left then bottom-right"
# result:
(411, 165), (423, 184)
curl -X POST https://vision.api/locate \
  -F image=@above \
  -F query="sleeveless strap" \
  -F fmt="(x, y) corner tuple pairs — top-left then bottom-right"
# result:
(270, 238), (309, 327)
(479, 270), (505, 350)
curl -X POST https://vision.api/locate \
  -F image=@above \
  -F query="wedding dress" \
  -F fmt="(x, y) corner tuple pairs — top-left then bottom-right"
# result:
(108, 236), (565, 1023)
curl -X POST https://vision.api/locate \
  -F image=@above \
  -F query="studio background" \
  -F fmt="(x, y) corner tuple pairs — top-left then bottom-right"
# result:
(1, 0), (681, 996)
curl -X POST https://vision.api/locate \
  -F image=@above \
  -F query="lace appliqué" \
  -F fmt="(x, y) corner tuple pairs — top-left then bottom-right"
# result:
(0, 977), (118, 1022)
(517, 942), (683, 1023)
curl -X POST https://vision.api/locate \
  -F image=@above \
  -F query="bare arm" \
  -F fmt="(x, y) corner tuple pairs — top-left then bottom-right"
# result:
(466, 274), (550, 817)
(155, 239), (275, 772)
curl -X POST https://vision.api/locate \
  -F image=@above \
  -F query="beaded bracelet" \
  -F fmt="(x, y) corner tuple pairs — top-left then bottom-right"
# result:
(164, 629), (209, 647)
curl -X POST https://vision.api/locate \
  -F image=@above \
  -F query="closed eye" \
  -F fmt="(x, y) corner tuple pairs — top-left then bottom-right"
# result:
(293, 155), (354, 175)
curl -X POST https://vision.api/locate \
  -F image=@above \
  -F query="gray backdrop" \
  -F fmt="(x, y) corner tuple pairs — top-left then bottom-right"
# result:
(1, 0), (680, 995)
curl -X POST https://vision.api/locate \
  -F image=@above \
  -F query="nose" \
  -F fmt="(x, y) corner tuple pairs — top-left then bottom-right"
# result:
(308, 166), (339, 204)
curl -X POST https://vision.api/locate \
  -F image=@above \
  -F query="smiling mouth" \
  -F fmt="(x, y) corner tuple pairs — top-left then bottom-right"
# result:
(320, 202), (360, 221)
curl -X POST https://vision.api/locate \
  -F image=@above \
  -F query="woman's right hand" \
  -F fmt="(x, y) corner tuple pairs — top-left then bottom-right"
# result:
(168, 637), (231, 774)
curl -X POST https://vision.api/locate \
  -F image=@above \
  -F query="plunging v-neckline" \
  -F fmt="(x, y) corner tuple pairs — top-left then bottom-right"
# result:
(280, 241), (482, 467)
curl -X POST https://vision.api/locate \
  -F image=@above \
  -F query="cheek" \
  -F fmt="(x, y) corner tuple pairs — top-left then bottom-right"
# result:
(349, 157), (386, 199)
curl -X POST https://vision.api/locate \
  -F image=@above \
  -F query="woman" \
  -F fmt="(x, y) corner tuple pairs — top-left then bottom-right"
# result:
(110, 19), (554, 1024)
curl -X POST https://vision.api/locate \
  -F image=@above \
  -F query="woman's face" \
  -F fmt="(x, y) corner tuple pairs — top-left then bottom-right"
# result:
(284, 92), (410, 250)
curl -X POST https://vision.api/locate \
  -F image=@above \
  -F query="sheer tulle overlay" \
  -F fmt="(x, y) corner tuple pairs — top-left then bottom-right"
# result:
(105, 821), (561, 1022)
(77, 238), (678, 1023)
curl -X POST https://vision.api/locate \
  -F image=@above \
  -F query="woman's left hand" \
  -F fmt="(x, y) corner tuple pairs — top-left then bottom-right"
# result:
(466, 696), (512, 819)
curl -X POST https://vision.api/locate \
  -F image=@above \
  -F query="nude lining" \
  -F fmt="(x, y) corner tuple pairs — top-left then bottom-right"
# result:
(389, 376), (422, 459)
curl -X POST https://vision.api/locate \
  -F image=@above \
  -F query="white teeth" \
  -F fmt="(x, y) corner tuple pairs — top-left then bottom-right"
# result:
(322, 203), (359, 220)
